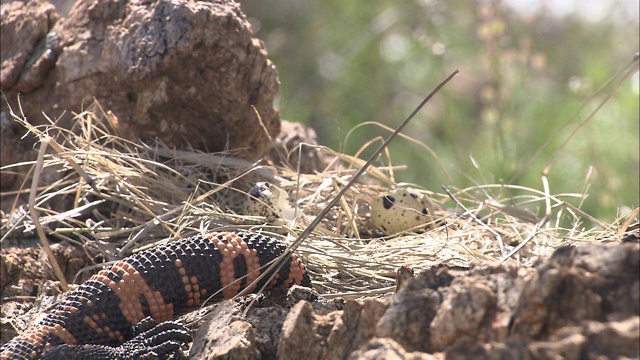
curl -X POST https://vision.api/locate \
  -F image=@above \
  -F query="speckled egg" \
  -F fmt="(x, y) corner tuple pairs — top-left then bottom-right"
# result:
(370, 188), (433, 235)
(243, 182), (280, 219)
(242, 182), (300, 224)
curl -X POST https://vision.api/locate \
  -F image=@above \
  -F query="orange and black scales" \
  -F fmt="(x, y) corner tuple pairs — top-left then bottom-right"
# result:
(1, 231), (310, 360)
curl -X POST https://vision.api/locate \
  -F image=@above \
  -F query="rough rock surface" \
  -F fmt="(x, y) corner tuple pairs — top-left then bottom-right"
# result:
(193, 242), (638, 359)
(0, 238), (92, 344)
(189, 299), (290, 360)
(1, 237), (637, 359)
(1, 0), (281, 190)
(265, 119), (328, 174)
(0, 0), (60, 189)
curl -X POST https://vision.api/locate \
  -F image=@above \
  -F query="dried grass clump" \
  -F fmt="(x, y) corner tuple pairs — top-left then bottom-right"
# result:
(1, 102), (633, 296)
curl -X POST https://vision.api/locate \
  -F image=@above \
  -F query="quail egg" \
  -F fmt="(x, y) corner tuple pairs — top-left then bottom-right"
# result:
(370, 188), (433, 235)
(242, 182), (300, 225)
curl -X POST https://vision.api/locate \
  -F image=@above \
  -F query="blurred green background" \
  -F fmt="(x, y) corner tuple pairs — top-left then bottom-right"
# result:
(240, 0), (639, 226)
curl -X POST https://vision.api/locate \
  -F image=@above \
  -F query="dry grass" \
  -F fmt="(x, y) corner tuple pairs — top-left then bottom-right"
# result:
(0, 102), (634, 298)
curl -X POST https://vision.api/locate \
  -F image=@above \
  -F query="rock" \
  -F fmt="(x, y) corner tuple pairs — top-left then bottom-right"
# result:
(265, 120), (328, 174)
(1, 0), (281, 191)
(429, 283), (496, 351)
(190, 288), (325, 360)
(582, 316), (639, 358)
(278, 300), (332, 358)
(39, 241), (92, 285)
(375, 277), (441, 353)
(1, 238), (637, 359)
(0, 0), (59, 91)
(272, 243), (638, 359)
(1, 239), (42, 296)
(509, 243), (640, 338)
(0, 0), (60, 189)
(349, 338), (440, 360)
(1, 238), (91, 296)
(190, 301), (262, 360)
(279, 298), (389, 359)
(395, 265), (415, 292)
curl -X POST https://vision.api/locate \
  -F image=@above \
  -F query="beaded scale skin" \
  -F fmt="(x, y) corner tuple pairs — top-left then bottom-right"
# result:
(1, 231), (310, 360)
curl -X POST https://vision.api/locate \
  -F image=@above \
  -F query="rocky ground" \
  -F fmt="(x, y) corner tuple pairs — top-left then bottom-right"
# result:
(182, 241), (640, 359)
(3, 239), (638, 359)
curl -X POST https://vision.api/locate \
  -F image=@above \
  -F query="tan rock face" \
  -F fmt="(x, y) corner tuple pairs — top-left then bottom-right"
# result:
(0, 0), (59, 91)
(1, 0), (280, 190)
(265, 120), (328, 174)
(190, 242), (637, 359)
(1, 0), (60, 189)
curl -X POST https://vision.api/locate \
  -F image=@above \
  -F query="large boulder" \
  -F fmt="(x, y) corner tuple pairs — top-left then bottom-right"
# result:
(1, 0), (281, 189)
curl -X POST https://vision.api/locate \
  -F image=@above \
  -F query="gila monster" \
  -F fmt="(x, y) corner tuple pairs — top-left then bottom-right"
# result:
(1, 231), (311, 360)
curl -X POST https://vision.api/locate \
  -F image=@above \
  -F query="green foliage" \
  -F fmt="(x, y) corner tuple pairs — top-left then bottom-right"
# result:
(241, 0), (639, 225)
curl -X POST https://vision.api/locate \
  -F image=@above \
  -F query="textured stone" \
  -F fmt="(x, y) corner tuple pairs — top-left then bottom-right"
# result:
(1, 0), (281, 192)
